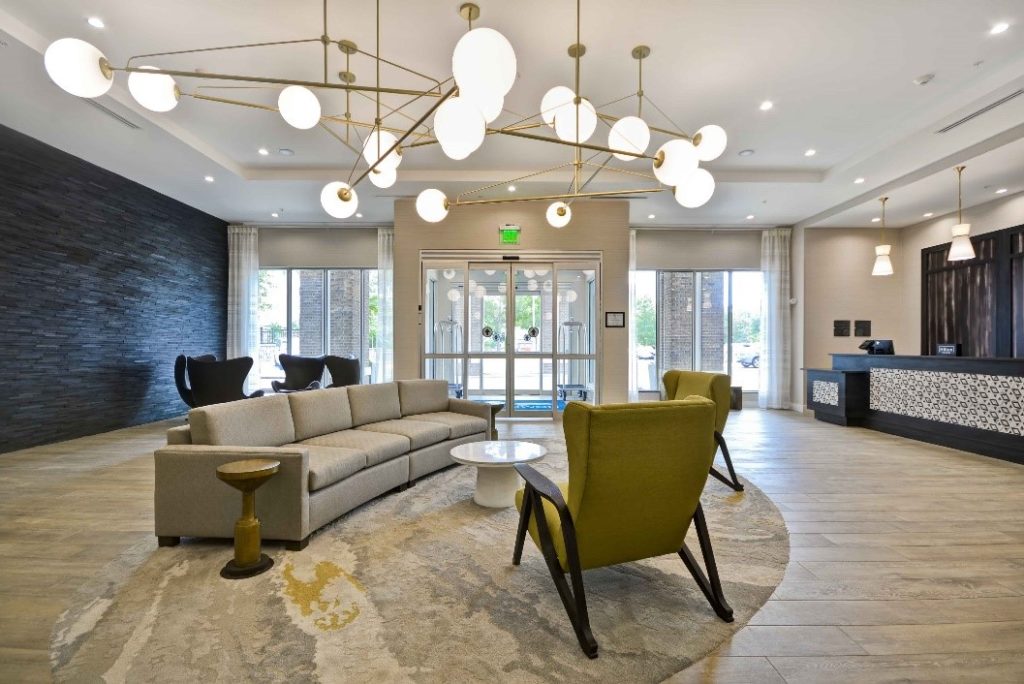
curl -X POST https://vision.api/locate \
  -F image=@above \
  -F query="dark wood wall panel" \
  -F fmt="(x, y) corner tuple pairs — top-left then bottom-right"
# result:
(0, 123), (227, 453)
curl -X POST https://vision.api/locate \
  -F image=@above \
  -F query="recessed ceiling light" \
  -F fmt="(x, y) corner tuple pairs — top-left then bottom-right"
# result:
(738, 148), (755, 157)
(278, 148), (294, 156)
(854, 177), (865, 184)
(804, 148), (816, 157)
(746, 215), (755, 220)
(508, 185), (516, 192)
(258, 147), (269, 156)
(87, 17), (105, 29)
(923, 212), (934, 217)
(871, 217), (881, 223)
(759, 100), (773, 111)
(995, 188), (1008, 194)
(356, 212), (363, 218)
(271, 212), (279, 218)
(204, 175), (215, 183)
(647, 214), (656, 219)
(990, 22), (1009, 35)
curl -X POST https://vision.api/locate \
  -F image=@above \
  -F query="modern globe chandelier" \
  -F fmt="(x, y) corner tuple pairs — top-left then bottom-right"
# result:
(43, 0), (726, 227)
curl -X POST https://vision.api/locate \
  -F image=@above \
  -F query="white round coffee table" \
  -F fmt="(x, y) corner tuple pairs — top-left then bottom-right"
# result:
(450, 440), (547, 508)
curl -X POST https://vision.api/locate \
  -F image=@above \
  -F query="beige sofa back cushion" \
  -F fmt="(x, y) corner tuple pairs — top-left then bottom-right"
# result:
(398, 379), (450, 416)
(287, 388), (354, 441)
(347, 382), (402, 426)
(189, 394), (296, 447)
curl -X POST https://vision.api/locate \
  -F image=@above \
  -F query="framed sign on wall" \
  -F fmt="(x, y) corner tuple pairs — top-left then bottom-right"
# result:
(605, 312), (625, 328)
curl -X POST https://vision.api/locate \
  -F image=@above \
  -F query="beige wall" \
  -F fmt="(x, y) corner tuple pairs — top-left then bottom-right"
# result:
(259, 226), (377, 268)
(393, 199), (631, 402)
(897, 190), (1024, 353)
(635, 229), (761, 270)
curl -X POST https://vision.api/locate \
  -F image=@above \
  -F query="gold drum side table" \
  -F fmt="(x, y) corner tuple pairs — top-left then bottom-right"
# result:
(216, 458), (280, 579)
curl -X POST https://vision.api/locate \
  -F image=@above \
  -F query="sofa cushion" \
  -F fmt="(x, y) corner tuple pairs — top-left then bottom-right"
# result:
(284, 444), (366, 492)
(347, 383), (402, 427)
(356, 418), (450, 450)
(287, 388), (353, 441)
(398, 379), (450, 416)
(411, 412), (489, 439)
(188, 394), (295, 447)
(301, 429), (409, 467)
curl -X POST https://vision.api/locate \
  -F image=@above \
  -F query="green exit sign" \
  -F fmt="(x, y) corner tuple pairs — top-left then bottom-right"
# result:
(499, 224), (521, 245)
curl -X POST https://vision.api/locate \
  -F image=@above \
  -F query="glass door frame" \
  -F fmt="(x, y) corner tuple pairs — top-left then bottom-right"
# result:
(421, 251), (602, 419)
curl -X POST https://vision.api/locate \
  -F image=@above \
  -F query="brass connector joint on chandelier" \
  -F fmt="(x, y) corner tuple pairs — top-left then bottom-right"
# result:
(653, 150), (665, 168)
(338, 39), (358, 54)
(556, 205), (568, 217)
(337, 187), (353, 202)
(98, 57), (112, 80)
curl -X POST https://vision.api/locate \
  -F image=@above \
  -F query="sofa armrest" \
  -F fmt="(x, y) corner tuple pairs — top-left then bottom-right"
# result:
(166, 425), (192, 445)
(154, 445), (310, 543)
(448, 398), (493, 434)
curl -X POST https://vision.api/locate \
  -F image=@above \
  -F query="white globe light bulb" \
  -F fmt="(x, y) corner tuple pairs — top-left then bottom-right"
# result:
(368, 165), (397, 189)
(44, 38), (114, 98)
(553, 98), (597, 143)
(673, 168), (716, 208)
(498, 282), (507, 294)
(447, 288), (462, 302)
(416, 188), (449, 223)
(278, 85), (321, 129)
(442, 269), (456, 280)
(528, 279), (538, 291)
(542, 279), (553, 293)
(463, 89), (504, 124)
(320, 181), (359, 218)
(452, 28), (517, 100)
(546, 201), (572, 228)
(653, 139), (699, 185)
(694, 124), (728, 162)
(540, 85), (575, 127)
(566, 290), (579, 303)
(434, 97), (486, 160)
(362, 129), (402, 171)
(128, 66), (179, 112)
(608, 116), (650, 160)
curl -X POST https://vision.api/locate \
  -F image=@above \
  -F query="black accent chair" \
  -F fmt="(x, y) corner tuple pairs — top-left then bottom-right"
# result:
(271, 354), (326, 393)
(185, 356), (264, 407)
(324, 355), (361, 388)
(174, 354), (216, 408)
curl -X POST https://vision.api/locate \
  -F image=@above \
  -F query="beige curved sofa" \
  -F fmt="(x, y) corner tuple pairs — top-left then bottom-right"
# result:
(154, 379), (490, 550)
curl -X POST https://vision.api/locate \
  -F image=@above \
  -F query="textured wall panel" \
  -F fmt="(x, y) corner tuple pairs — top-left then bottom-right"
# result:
(0, 124), (226, 453)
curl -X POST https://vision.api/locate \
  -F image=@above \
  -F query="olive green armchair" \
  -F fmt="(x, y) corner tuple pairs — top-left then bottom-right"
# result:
(512, 399), (734, 658)
(663, 370), (744, 491)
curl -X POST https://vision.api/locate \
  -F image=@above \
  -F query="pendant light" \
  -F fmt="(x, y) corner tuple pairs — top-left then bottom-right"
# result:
(947, 165), (976, 261)
(871, 196), (894, 276)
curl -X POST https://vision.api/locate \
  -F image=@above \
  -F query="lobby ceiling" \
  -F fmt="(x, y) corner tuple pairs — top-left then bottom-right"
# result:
(1, 0), (1022, 228)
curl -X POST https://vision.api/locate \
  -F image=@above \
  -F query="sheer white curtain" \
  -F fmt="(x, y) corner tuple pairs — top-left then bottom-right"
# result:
(374, 227), (395, 383)
(628, 229), (639, 401)
(226, 224), (260, 392)
(759, 227), (792, 409)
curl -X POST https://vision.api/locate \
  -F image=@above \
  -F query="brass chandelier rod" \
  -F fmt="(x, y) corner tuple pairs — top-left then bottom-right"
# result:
(125, 38), (322, 67)
(492, 127), (657, 160)
(879, 196), (888, 243)
(458, 162), (578, 200)
(452, 186), (666, 207)
(955, 165), (966, 223)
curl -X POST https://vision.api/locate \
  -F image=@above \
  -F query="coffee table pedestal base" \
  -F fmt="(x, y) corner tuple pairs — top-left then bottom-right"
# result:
(473, 466), (522, 508)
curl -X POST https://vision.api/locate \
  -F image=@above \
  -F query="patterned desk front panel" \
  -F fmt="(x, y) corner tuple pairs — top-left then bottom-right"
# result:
(812, 380), (840, 406)
(869, 368), (1024, 436)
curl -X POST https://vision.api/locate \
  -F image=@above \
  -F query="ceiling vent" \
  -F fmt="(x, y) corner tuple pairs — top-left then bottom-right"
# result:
(83, 99), (141, 130)
(935, 89), (1024, 134)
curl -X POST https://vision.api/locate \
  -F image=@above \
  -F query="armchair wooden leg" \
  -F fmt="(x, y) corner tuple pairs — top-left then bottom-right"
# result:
(709, 431), (744, 492)
(530, 490), (599, 659)
(678, 503), (734, 622)
(512, 487), (533, 566)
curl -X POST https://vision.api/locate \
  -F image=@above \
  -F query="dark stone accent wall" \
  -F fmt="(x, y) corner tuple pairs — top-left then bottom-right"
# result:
(0, 123), (227, 453)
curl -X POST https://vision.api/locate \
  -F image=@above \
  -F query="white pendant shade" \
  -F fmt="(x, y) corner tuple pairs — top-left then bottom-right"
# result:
(653, 139), (699, 186)
(553, 98), (597, 143)
(434, 97), (486, 160)
(368, 165), (397, 189)
(546, 201), (572, 228)
(673, 168), (716, 208)
(362, 129), (402, 171)
(540, 86), (575, 127)
(128, 66), (179, 112)
(44, 38), (114, 98)
(694, 124), (728, 162)
(451, 28), (517, 100)
(948, 224), (975, 261)
(278, 86), (321, 129)
(872, 244), (894, 276)
(608, 116), (650, 160)
(320, 181), (359, 218)
(416, 188), (449, 223)
(464, 89), (504, 124)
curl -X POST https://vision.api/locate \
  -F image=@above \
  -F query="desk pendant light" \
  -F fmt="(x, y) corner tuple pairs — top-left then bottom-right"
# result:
(872, 196), (893, 276)
(947, 165), (976, 261)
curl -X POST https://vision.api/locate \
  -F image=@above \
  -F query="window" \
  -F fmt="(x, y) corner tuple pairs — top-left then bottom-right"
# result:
(633, 270), (763, 394)
(257, 268), (378, 386)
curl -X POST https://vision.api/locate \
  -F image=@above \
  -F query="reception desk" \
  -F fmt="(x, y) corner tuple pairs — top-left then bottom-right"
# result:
(806, 354), (1024, 464)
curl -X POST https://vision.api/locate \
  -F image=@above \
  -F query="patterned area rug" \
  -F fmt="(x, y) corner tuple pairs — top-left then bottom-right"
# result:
(51, 436), (788, 683)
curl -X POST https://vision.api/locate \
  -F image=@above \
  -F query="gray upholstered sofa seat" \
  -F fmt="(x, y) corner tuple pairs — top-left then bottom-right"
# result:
(154, 380), (491, 549)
